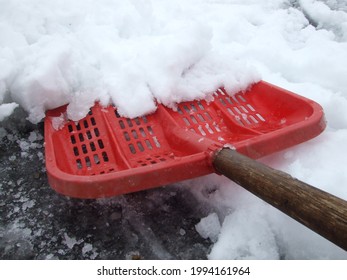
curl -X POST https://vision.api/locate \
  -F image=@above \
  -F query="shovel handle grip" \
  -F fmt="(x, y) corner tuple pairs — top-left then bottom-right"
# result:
(213, 148), (347, 251)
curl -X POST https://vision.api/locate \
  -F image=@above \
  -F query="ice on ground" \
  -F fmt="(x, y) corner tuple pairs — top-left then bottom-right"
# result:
(17, 131), (43, 158)
(63, 233), (78, 250)
(82, 243), (93, 255)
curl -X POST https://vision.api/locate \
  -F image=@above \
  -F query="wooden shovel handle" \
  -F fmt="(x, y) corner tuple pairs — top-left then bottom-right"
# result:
(213, 148), (347, 251)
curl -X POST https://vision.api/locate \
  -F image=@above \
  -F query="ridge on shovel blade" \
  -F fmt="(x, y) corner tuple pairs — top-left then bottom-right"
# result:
(44, 81), (325, 199)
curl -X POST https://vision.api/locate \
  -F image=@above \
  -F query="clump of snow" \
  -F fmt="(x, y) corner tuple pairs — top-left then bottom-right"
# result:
(51, 113), (67, 130)
(0, 103), (18, 121)
(195, 212), (221, 243)
(209, 207), (279, 260)
(179, 228), (186, 236)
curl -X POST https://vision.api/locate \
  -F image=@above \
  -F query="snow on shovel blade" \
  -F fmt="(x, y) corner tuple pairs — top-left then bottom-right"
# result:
(44, 81), (325, 199)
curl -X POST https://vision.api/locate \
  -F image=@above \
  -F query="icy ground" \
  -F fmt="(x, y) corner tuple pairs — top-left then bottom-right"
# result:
(1, 0), (347, 259)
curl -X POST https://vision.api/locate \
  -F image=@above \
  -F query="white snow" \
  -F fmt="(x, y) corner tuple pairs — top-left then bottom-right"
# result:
(0, 103), (18, 121)
(0, 0), (260, 123)
(209, 207), (279, 260)
(51, 113), (67, 130)
(195, 212), (221, 242)
(299, 0), (347, 41)
(1, 0), (347, 259)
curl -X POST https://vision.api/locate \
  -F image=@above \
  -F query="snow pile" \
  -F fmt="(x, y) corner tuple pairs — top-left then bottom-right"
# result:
(1, 0), (347, 259)
(209, 207), (279, 260)
(0, 0), (259, 123)
(188, 0), (347, 259)
(299, 0), (347, 41)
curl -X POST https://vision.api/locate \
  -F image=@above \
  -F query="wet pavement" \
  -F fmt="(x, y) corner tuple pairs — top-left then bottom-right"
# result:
(0, 108), (212, 259)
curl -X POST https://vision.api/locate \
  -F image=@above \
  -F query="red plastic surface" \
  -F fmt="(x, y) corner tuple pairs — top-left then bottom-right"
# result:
(44, 81), (326, 198)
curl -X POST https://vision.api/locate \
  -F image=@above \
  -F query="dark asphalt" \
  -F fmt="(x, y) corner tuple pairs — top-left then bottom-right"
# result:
(0, 108), (212, 259)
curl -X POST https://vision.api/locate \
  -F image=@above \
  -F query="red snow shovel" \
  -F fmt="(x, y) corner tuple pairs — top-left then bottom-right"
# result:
(44, 81), (347, 250)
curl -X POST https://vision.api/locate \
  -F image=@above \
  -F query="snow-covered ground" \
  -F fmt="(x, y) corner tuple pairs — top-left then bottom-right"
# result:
(1, 0), (347, 259)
